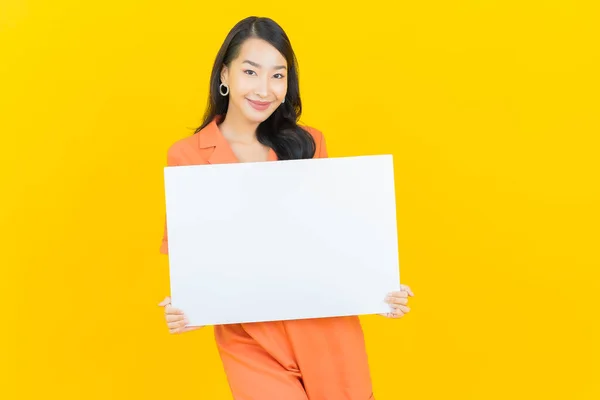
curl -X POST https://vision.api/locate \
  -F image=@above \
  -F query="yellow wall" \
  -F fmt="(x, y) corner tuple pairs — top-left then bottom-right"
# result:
(2, 1), (599, 399)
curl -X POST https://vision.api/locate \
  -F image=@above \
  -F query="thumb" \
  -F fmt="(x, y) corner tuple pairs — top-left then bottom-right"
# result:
(157, 296), (171, 307)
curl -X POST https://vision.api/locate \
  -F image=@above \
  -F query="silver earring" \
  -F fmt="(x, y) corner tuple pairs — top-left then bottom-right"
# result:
(282, 97), (285, 104)
(219, 83), (229, 96)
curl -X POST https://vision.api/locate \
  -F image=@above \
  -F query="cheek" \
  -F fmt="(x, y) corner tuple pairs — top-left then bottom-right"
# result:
(272, 80), (288, 98)
(229, 75), (252, 96)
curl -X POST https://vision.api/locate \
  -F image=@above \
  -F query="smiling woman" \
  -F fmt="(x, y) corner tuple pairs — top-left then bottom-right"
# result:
(195, 17), (316, 161)
(157, 16), (414, 400)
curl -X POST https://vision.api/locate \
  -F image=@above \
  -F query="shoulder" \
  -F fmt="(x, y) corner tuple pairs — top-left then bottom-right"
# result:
(300, 125), (324, 142)
(299, 124), (328, 158)
(165, 134), (200, 166)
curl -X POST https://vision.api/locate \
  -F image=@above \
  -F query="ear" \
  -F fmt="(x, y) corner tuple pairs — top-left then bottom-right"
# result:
(220, 65), (229, 85)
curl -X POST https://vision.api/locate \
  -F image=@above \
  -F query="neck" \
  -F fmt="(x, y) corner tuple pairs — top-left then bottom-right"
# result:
(218, 108), (260, 144)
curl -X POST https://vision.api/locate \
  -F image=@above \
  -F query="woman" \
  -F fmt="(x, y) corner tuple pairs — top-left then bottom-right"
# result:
(157, 16), (414, 400)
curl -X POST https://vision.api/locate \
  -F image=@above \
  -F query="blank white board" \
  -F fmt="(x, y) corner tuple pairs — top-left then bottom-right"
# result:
(164, 155), (401, 326)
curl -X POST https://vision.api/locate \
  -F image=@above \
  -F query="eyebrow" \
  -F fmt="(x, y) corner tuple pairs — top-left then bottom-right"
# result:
(242, 60), (287, 70)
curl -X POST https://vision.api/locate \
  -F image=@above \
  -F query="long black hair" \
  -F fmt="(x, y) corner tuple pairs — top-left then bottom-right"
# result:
(194, 16), (316, 160)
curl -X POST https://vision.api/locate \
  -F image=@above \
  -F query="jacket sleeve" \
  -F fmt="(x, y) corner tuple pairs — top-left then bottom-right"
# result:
(159, 147), (181, 255)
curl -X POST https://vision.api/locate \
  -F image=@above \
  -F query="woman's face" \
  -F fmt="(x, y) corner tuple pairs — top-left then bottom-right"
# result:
(220, 38), (288, 124)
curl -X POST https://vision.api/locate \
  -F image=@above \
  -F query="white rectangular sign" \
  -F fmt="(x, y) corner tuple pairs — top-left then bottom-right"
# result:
(164, 155), (401, 326)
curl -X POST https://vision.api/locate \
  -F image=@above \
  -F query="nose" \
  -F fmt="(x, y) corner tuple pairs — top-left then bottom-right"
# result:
(254, 75), (269, 98)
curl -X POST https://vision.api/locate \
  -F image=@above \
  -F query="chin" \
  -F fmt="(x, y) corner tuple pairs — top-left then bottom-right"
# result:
(242, 108), (276, 124)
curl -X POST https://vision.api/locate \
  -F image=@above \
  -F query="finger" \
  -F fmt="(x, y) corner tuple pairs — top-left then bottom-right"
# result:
(401, 285), (415, 297)
(182, 326), (202, 333)
(171, 326), (199, 334)
(169, 314), (189, 325)
(169, 322), (200, 334)
(385, 293), (406, 304)
(166, 314), (186, 323)
(382, 310), (401, 318)
(386, 297), (408, 306)
(158, 296), (171, 307)
(388, 297), (408, 305)
(165, 305), (184, 315)
(168, 318), (189, 331)
(392, 308), (405, 318)
(393, 305), (410, 313)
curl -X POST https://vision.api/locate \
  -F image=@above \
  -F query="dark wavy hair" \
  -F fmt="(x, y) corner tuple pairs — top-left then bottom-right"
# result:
(194, 16), (316, 160)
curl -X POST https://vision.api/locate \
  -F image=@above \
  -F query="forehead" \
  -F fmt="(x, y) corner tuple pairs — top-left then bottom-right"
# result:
(235, 38), (287, 67)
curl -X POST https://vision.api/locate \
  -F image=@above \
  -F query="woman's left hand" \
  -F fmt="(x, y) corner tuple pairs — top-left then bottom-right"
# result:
(381, 284), (415, 318)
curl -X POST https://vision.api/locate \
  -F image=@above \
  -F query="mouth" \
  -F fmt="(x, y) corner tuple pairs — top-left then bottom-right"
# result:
(246, 98), (272, 111)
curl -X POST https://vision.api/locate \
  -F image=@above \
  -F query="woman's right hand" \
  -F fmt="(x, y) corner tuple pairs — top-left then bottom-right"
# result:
(158, 296), (202, 334)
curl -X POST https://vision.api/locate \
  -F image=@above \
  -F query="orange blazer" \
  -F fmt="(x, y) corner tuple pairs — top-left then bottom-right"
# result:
(160, 115), (328, 254)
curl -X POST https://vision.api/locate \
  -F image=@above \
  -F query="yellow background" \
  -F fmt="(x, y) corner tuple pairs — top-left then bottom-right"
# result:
(2, 1), (599, 399)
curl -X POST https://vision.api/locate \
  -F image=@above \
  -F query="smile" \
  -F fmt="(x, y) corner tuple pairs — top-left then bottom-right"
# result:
(246, 99), (272, 111)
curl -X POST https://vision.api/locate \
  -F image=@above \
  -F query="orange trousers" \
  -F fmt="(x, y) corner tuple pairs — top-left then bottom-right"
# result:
(214, 316), (374, 400)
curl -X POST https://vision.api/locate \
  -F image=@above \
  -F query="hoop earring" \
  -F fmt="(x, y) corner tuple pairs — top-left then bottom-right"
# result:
(219, 83), (229, 96)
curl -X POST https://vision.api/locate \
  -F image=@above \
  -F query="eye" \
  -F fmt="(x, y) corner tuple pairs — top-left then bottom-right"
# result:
(273, 73), (285, 79)
(243, 70), (257, 76)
